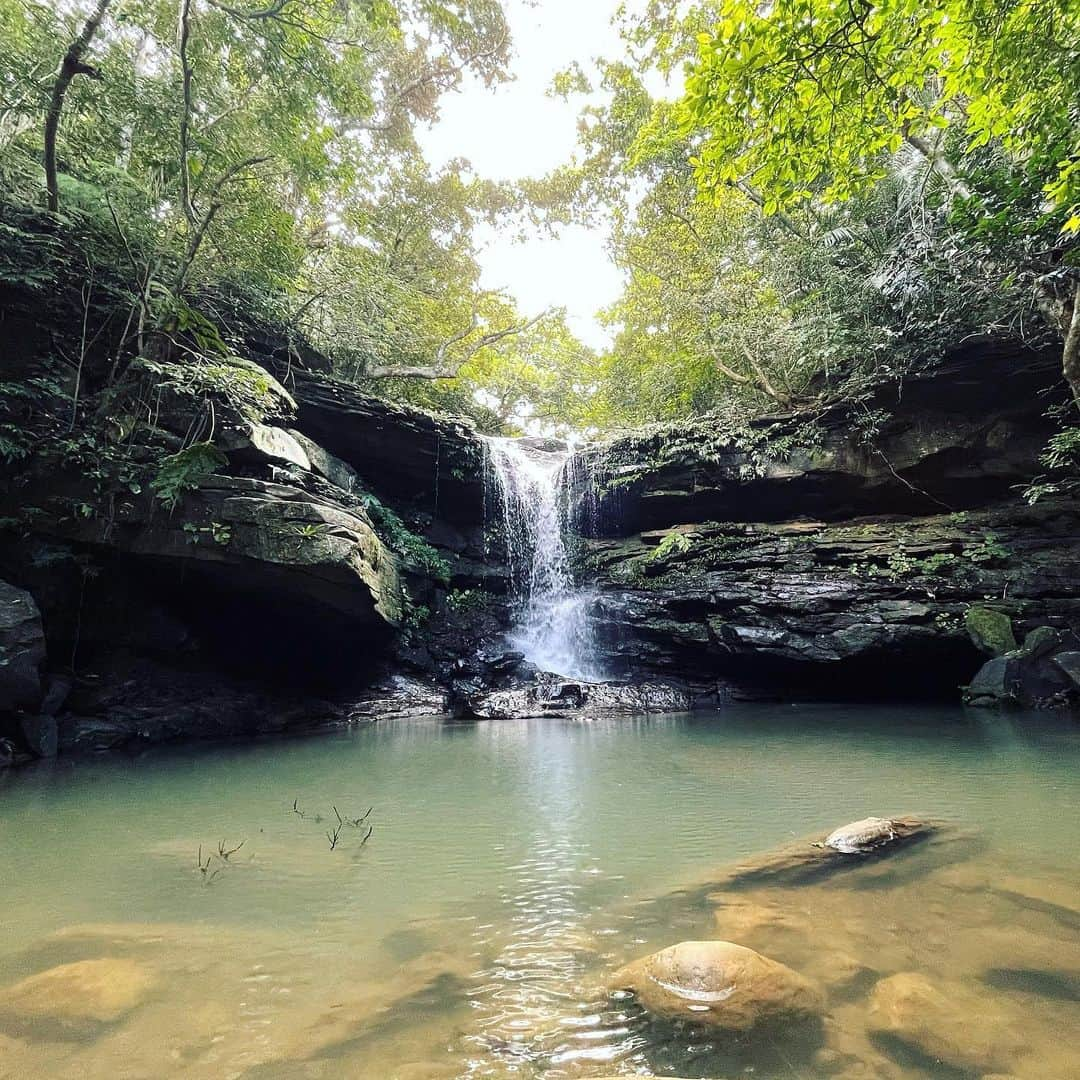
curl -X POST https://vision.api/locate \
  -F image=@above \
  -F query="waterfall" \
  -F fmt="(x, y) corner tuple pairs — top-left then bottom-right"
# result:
(484, 437), (603, 681)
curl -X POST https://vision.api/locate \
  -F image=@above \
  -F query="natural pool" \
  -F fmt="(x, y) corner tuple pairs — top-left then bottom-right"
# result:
(0, 705), (1078, 1079)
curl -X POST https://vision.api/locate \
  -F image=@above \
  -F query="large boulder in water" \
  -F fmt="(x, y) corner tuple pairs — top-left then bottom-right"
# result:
(867, 972), (1026, 1073)
(0, 958), (158, 1037)
(609, 940), (823, 1031)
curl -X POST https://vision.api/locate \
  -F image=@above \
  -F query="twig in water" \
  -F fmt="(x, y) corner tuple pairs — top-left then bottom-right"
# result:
(326, 823), (342, 850)
(292, 798), (306, 819)
(196, 845), (221, 885)
(217, 839), (245, 860)
(336, 806), (372, 827)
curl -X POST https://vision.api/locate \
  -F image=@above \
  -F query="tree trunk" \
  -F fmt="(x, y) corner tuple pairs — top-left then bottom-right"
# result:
(44, 0), (113, 211)
(1063, 280), (1080, 410)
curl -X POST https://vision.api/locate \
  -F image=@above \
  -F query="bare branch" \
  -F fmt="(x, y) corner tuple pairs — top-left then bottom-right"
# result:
(902, 129), (973, 200)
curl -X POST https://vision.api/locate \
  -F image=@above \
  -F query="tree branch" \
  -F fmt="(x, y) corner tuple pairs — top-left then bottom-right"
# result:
(367, 309), (549, 379)
(902, 129), (972, 200)
(350, 34), (508, 134)
(44, 0), (113, 211)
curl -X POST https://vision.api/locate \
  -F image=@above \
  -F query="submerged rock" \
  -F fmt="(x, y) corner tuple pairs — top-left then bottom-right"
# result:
(705, 816), (937, 890)
(0, 958), (157, 1036)
(867, 971), (1026, 1073)
(609, 940), (823, 1031)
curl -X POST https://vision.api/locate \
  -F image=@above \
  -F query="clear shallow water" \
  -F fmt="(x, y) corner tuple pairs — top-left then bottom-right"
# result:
(0, 705), (1077, 1078)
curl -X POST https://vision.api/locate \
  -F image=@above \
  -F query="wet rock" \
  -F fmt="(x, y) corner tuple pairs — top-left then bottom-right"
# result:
(965, 606), (1018, 657)
(709, 816), (936, 889)
(0, 958), (157, 1037)
(609, 940), (823, 1031)
(824, 816), (902, 854)
(964, 630), (1079, 708)
(1052, 650), (1080, 690)
(867, 971), (1025, 1073)
(18, 714), (57, 758)
(454, 672), (693, 720)
(0, 581), (46, 713)
(346, 676), (448, 720)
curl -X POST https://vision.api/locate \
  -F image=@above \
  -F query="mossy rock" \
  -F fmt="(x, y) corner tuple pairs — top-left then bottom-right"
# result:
(964, 606), (1017, 657)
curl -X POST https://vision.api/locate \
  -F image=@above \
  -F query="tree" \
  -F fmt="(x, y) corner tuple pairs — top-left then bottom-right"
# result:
(44, 0), (112, 211)
(0, 0), (533, 424)
(679, 0), (1080, 400)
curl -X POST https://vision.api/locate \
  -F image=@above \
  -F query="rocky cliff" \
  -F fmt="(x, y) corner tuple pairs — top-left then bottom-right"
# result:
(2, 211), (1078, 765)
(571, 340), (1080, 704)
(0, 206), (505, 759)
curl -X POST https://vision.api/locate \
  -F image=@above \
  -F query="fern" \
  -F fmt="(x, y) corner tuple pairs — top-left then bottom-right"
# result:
(151, 442), (227, 509)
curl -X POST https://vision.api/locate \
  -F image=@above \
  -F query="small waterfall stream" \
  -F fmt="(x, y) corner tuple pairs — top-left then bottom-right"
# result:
(484, 437), (603, 681)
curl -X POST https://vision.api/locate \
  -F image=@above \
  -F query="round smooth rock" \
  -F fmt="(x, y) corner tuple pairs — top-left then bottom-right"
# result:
(609, 940), (823, 1031)
(824, 817), (898, 854)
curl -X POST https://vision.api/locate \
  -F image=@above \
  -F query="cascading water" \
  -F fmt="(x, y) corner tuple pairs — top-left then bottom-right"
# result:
(484, 437), (603, 681)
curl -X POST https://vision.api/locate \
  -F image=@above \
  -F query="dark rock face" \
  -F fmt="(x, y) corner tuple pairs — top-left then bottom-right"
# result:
(964, 625), (1080, 708)
(573, 339), (1065, 535)
(0, 390), (499, 757)
(0, 581), (45, 713)
(578, 502), (1080, 700)
(276, 370), (486, 525)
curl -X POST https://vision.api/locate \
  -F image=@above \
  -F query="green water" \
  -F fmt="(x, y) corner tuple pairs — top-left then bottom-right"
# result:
(0, 706), (1078, 1078)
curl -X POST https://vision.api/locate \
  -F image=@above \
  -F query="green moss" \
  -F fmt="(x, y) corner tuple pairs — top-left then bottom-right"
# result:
(964, 605), (1018, 657)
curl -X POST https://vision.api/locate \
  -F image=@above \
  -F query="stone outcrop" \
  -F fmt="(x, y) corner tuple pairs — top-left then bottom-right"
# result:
(568, 339), (1080, 703)
(0, 581), (45, 714)
(578, 499), (1080, 698)
(275, 369), (486, 525)
(609, 940), (823, 1031)
(0, 371), (496, 756)
(574, 338), (1065, 533)
(964, 624), (1080, 707)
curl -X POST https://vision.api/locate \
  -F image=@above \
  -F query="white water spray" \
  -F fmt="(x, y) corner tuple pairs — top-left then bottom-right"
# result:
(484, 437), (603, 681)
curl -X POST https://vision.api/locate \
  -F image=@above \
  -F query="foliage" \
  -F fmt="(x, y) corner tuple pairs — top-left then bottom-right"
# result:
(358, 492), (450, 583)
(523, 0), (1080, 429)
(648, 531), (693, 562)
(0, 0), (556, 435)
(681, 0), (1080, 233)
(1025, 426), (1080, 503)
(152, 442), (227, 508)
(446, 588), (490, 614)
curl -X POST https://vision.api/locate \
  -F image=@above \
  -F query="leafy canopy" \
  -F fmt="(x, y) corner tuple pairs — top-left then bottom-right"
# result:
(681, 0), (1080, 231)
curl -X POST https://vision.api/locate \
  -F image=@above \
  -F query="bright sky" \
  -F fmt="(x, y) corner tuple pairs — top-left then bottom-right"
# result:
(418, 0), (634, 350)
